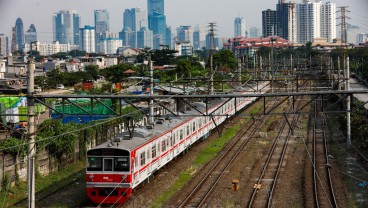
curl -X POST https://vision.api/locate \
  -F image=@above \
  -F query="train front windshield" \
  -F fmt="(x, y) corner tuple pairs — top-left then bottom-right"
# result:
(87, 148), (130, 172)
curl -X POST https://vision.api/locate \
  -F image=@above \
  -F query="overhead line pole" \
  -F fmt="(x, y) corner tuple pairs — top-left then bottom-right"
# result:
(209, 22), (216, 95)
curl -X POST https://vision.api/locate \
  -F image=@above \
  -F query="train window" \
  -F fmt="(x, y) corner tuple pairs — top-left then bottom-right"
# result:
(103, 158), (113, 172)
(193, 122), (196, 131)
(180, 130), (183, 140)
(87, 157), (102, 171)
(162, 140), (166, 152)
(114, 157), (129, 172)
(152, 145), (157, 158)
(170, 136), (173, 147)
(186, 126), (190, 136)
(140, 152), (146, 166)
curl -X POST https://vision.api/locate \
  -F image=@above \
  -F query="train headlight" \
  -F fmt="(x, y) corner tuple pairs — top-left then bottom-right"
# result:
(89, 174), (94, 179)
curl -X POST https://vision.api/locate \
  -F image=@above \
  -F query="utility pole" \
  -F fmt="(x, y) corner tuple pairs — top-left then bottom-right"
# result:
(27, 57), (36, 208)
(346, 56), (351, 148)
(149, 52), (154, 124)
(209, 22), (216, 95)
(337, 6), (350, 44)
(270, 37), (277, 93)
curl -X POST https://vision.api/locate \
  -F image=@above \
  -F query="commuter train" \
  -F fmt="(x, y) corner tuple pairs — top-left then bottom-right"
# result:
(86, 82), (270, 205)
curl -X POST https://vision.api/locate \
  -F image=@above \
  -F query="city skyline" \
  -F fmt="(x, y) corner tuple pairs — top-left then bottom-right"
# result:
(0, 0), (367, 43)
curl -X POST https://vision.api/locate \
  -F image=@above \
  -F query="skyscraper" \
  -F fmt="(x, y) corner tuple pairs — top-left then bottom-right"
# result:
(15, 18), (24, 51)
(234, 17), (246, 37)
(79, 26), (95, 53)
(137, 27), (153, 49)
(177, 26), (192, 43)
(165, 26), (173, 49)
(148, 0), (166, 49)
(94, 10), (110, 52)
(262, 9), (278, 38)
(53, 10), (81, 45)
(321, 2), (336, 43)
(249, 27), (261, 38)
(297, 0), (322, 44)
(147, 0), (164, 16)
(0, 34), (8, 56)
(193, 25), (206, 50)
(25, 24), (37, 44)
(123, 8), (148, 32)
(277, 0), (297, 43)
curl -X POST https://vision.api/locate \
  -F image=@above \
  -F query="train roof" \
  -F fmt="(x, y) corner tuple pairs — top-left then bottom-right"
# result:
(88, 82), (269, 153)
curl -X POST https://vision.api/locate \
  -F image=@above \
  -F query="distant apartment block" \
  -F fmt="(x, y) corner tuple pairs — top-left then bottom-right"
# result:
(277, 0), (297, 43)
(0, 34), (8, 56)
(24, 41), (77, 56)
(79, 26), (95, 53)
(249, 27), (261, 38)
(100, 38), (123, 54)
(262, 9), (278, 38)
(175, 42), (193, 56)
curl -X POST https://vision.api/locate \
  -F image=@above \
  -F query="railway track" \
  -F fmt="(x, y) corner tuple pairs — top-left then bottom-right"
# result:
(177, 98), (277, 208)
(312, 100), (338, 208)
(246, 96), (303, 207)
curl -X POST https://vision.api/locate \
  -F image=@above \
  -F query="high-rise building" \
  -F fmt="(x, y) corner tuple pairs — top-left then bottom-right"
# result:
(249, 27), (261, 38)
(15, 18), (25, 51)
(262, 9), (278, 38)
(147, 0), (164, 16)
(165, 26), (173, 49)
(25, 24), (37, 44)
(79, 26), (95, 53)
(277, 0), (297, 43)
(53, 10), (81, 45)
(347, 25), (360, 45)
(124, 8), (148, 32)
(357, 33), (368, 44)
(94, 10), (110, 52)
(206, 33), (219, 49)
(234, 17), (246, 37)
(100, 38), (123, 54)
(177, 26), (192, 43)
(193, 25), (206, 50)
(0, 34), (8, 56)
(148, 0), (166, 49)
(297, 0), (322, 44)
(137, 27), (153, 49)
(321, 2), (336, 43)
(11, 27), (17, 52)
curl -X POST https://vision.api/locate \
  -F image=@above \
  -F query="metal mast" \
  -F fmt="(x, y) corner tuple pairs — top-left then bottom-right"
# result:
(337, 6), (350, 44)
(209, 22), (216, 95)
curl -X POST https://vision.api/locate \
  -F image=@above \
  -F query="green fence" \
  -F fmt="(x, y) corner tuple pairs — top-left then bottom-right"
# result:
(53, 99), (114, 115)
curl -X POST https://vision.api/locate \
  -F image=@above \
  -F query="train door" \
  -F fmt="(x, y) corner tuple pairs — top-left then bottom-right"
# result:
(103, 158), (113, 172)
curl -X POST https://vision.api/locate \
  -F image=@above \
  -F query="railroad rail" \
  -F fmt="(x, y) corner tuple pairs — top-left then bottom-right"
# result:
(246, 95), (303, 207)
(177, 98), (277, 207)
(312, 101), (338, 208)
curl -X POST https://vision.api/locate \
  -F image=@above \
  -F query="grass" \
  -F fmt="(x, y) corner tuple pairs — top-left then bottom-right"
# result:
(0, 162), (85, 207)
(150, 102), (264, 207)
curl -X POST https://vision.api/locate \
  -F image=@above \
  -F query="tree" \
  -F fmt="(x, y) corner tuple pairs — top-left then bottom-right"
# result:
(212, 50), (237, 72)
(151, 48), (178, 66)
(121, 105), (144, 139)
(101, 64), (137, 83)
(84, 65), (100, 80)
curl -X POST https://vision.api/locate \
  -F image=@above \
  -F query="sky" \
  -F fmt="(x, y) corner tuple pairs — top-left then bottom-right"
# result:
(0, 0), (367, 43)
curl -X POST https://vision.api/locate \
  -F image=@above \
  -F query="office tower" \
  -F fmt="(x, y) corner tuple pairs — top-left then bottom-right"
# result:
(206, 33), (219, 49)
(147, 0), (164, 16)
(177, 26), (192, 43)
(234, 17), (246, 37)
(94, 10), (110, 52)
(357, 33), (368, 44)
(297, 0), (322, 44)
(277, 0), (297, 43)
(249, 27), (260, 38)
(79, 26), (95, 53)
(53, 10), (81, 45)
(0, 34), (8, 56)
(11, 27), (17, 52)
(15, 18), (25, 51)
(148, 0), (166, 49)
(262, 9), (278, 38)
(193, 25), (206, 50)
(123, 8), (148, 32)
(100, 38), (123, 54)
(25, 24), (37, 44)
(321, 2), (336, 43)
(165, 26), (173, 49)
(137, 27), (153, 49)
(347, 25), (360, 45)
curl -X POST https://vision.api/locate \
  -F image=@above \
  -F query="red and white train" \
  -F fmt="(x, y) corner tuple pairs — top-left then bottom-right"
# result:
(86, 82), (269, 205)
